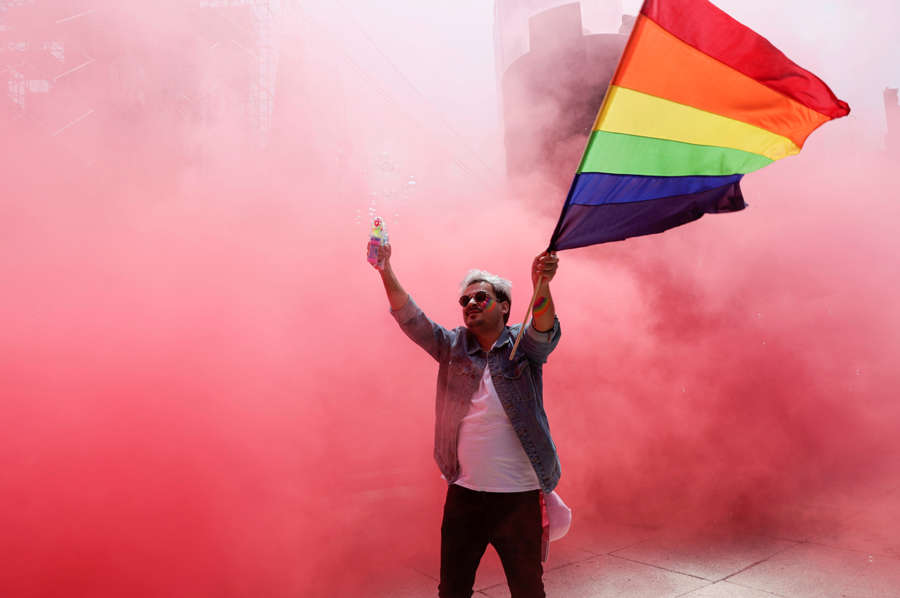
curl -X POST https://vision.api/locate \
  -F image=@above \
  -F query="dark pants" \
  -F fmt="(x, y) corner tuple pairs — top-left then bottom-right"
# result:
(438, 484), (545, 598)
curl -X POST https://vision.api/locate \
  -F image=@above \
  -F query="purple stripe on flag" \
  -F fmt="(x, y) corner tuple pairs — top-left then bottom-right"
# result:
(550, 174), (745, 250)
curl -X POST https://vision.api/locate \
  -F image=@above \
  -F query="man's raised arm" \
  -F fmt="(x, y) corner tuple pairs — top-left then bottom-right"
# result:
(531, 251), (558, 333)
(515, 251), (561, 365)
(373, 242), (409, 311)
(370, 241), (453, 362)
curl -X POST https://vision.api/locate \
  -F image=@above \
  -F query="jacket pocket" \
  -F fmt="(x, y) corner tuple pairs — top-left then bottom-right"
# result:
(449, 360), (480, 378)
(500, 356), (530, 380)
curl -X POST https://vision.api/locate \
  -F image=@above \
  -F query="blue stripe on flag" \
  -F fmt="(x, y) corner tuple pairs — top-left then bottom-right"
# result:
(570, 172), (744, 206)
(550, 174), (746, 250)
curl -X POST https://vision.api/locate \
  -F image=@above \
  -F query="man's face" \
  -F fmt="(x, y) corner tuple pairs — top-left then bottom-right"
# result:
(460, 282), (508, 332)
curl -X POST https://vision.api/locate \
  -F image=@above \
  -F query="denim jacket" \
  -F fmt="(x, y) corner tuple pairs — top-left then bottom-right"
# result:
(391, 296), (562, 493)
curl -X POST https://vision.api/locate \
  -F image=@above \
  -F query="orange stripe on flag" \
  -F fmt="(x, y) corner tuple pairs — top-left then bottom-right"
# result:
(613, 16), (830, 149)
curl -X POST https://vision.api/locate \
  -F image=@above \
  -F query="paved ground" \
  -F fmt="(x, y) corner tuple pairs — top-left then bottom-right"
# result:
(373, 469), (900, 597)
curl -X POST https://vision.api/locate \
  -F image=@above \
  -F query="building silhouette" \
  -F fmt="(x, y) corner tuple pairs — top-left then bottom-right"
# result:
(494, 1), (631, 189)
(886, 87), (899, 158)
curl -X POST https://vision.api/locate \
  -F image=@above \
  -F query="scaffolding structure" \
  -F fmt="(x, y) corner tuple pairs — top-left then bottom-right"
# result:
(2, 0), (53, 118)
(200, 0), (298, 145)
(1, 0), (97, 151)
(3, 0), (295, 158)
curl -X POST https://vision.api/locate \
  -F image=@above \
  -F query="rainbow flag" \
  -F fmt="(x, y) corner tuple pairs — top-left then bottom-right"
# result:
(548, 0), (850, 251)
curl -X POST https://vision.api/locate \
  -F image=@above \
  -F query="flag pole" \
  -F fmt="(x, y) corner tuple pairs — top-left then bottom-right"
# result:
(509, 275), (544, 360)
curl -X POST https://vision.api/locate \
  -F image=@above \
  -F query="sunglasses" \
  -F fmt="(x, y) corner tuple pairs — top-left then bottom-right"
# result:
(459, 290), (493, 307)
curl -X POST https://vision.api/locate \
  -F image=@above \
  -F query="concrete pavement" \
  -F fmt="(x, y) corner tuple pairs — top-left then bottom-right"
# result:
(374, 470), (900, 597)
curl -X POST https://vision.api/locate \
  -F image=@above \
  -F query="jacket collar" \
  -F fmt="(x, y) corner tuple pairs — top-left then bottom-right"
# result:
(465, 326), (513, 355)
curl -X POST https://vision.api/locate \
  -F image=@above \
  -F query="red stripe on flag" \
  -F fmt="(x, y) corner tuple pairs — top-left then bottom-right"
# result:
(641, 0), (850, 119)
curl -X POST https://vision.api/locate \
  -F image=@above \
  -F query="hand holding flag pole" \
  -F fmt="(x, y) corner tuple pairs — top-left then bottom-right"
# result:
(510, 252), (557, 360)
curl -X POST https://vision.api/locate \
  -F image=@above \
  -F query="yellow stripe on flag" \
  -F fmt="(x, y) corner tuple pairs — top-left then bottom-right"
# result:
(594, 86), (800, 161)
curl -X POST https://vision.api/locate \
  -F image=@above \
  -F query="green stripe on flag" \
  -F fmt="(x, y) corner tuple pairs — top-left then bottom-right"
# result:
(578, 130), (773, 176)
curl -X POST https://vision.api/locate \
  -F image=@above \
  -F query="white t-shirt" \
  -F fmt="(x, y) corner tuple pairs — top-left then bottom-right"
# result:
(455, 362), (541, 492)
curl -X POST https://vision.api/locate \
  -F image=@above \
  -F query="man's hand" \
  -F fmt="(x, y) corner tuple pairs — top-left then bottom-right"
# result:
(532, 251), (559, 286)
(367, 240), (392, 271)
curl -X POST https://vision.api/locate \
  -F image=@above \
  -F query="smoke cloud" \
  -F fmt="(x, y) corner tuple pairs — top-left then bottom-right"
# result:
(2, 1), (898, 596)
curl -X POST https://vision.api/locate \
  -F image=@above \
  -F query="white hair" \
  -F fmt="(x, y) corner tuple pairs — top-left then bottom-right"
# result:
(459, 269), (512, 303)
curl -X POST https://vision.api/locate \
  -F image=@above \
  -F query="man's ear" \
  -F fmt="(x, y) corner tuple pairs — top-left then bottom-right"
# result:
(501, 302), (510, 316)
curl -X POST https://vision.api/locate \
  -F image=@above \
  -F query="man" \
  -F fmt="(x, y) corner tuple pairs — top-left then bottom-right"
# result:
(371, 240), (561, 598)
